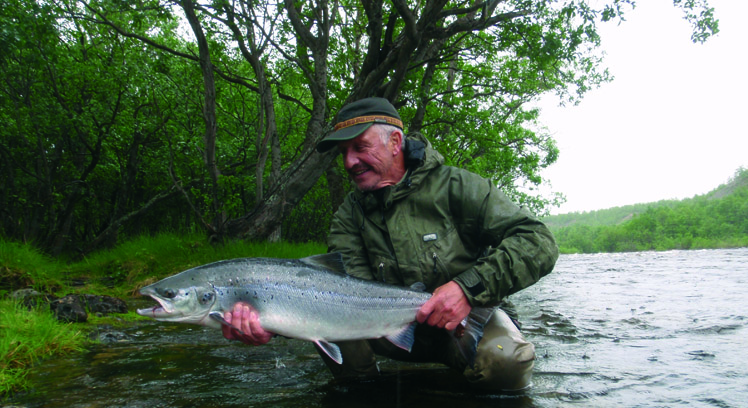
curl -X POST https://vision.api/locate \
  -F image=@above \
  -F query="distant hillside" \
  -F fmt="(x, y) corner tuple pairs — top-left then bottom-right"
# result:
(705, 167), (748, 200)
(542, 201), (677, 229)
(543, 168), (748, 253)
(542, 167), (747, 229)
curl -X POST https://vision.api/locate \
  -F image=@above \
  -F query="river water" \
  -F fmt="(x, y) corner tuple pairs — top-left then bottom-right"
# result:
(6, 248), (747, 408)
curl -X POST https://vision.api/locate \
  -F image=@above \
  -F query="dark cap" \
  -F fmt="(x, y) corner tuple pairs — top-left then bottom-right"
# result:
(316, 97), (403, 153)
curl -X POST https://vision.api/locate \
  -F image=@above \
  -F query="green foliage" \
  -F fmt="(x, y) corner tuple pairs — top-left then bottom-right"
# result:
(0, 0), (720, 257)
(547, 169), (748, 253)
(283, 173), (337, 243)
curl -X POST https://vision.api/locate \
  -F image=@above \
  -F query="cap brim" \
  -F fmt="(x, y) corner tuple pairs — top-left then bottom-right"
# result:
(316, 122), (374, 153)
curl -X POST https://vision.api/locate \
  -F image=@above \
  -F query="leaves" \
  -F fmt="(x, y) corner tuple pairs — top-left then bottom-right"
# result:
(0, 0), (720, 255)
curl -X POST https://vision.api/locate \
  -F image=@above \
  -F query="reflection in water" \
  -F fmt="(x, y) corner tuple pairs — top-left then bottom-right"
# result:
(8, 248), (748, 407)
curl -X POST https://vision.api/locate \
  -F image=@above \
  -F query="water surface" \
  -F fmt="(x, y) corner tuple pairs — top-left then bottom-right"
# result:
(7, 248), (747, 407)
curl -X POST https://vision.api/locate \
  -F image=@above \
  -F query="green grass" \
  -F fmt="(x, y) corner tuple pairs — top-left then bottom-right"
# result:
(0, 299), (89, 396)
(65, 233), (327, 298)
(0, 239), (63, 294)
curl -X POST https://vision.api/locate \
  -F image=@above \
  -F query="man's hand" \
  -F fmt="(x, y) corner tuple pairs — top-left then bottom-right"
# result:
(416, 281), (471, 331)
(221, 302), (274, 345)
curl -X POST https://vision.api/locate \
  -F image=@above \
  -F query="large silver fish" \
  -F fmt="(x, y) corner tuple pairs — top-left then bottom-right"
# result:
(136, 253), (487, 364)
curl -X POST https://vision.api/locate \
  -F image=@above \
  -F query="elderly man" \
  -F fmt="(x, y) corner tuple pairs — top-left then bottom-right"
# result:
(223, 97), (558, 391)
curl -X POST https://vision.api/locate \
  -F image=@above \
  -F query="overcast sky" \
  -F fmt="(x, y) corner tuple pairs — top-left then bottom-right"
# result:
(535, 0), (747, 215)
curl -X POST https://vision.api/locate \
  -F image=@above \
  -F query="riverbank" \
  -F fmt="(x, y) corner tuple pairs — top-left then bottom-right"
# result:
(0, 234), (325, 398)
(0, 299), (88, 395)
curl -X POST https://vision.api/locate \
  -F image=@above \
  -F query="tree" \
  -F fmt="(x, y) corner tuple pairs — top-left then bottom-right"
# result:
(0, 0), (719, 255)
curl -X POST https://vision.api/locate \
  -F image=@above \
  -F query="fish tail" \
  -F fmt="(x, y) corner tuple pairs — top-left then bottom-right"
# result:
(453, 306), (493, 368)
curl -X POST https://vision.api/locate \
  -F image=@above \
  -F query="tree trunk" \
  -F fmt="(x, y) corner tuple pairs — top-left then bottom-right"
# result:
(180, 0), (224, 241)
(225, 148), (337, 240)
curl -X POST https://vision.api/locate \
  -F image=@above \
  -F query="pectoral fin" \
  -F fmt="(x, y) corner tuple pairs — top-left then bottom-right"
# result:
(209, 312), (245, 336)
(314, 340), (343, 364)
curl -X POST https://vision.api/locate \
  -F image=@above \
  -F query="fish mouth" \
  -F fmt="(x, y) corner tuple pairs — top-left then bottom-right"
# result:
(136, 303), (171, 318)
(136, 288), (176, 318)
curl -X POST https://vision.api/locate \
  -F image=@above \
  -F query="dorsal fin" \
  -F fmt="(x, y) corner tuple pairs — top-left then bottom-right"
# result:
(301, 252), (347, 274)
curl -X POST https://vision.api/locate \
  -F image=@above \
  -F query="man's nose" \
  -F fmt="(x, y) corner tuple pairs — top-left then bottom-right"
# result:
(342, 150), (358, 169)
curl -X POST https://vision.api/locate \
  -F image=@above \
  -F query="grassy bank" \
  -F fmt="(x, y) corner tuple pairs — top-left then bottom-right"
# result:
(0, 299), (88, 395)
(0, 234), (326, 398)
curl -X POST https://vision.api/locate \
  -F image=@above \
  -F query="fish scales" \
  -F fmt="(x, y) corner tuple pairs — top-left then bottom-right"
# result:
(137, 252), (485, 365)
(209, 259), (430, 341)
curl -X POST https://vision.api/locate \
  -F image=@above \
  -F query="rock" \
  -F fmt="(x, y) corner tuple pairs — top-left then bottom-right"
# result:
(11, 289), (57, 309)
(90, 325), (133, 343)
(50, 295), (88, 323)
(82, 294), (128, 315)
(15, 291), (128, 323)
(10, 288), (40, 299)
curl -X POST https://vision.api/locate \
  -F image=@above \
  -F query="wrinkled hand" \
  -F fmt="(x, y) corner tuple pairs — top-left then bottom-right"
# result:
(416, 281), (471, 331)
(221, 302), (274, 345)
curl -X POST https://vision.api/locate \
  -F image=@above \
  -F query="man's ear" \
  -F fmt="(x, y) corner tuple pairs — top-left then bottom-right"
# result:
(390, 129), (404, 156)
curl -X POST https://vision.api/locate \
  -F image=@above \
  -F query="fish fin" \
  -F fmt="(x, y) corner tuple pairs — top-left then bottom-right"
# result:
(314, 340), (343, 364)
(452, 307), (493, 368)
(209, 311), (231, 326)
(301, 253), (347, 275)
(209, 312), (245, 336)
(385, 322), (417, 352)
(409, 282), (426, 292)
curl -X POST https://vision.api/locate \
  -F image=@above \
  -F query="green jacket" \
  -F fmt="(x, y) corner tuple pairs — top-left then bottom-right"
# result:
(327, 133), (559, 306)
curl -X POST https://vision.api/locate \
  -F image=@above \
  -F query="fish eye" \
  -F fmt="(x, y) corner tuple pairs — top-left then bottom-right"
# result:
(158, 288), (177, 299)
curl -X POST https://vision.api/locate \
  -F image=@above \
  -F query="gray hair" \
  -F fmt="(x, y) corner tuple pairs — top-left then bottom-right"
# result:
(373, 124), (403, 148)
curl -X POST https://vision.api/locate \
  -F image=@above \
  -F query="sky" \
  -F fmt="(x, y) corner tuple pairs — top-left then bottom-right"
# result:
(535, 0), (748, 215)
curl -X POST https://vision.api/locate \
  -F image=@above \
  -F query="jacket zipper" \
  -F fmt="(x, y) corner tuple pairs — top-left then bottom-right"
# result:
(432, 252), (450, 282)
(378, 262), (386, 283)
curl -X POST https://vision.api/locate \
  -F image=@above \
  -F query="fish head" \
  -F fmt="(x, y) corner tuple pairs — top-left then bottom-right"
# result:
(136, 278), (218, 326)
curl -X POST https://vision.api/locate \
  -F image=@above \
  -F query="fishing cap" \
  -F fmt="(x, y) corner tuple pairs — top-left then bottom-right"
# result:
(316, 97), (404, 153)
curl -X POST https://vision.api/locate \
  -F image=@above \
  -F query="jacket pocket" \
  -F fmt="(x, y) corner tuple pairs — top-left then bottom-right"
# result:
(371, 254), (401, 285)
(418, 243), (453, 291)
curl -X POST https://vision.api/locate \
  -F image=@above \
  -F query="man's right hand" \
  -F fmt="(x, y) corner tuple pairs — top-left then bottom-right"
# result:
(221, 302), (274, 345)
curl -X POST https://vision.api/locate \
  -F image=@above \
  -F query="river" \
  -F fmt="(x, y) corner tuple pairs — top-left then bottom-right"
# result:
(6, 248), (747, 407)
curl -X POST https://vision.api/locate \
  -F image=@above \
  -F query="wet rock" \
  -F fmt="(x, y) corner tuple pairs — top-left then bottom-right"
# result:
(11, 289), (58, 310)
(91, 326), (133, 343)
(50, 295), (88, 323)
(82, 294), (128, 315)
(14, 291), (128, 323)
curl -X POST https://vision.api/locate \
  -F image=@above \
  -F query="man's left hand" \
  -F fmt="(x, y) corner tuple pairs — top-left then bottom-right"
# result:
(416, 281), (471, 331)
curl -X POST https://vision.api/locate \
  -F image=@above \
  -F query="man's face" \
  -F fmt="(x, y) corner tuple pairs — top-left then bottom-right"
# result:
(338, 126), (402, 191)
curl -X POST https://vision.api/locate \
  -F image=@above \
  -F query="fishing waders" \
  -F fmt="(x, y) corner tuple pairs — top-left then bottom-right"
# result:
(315, 307), (535, 392)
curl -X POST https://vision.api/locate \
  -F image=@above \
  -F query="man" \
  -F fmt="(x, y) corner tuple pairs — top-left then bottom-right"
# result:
(223, 97), (558, 391)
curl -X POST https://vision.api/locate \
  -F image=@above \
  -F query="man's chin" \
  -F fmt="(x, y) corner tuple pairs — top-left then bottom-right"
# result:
(352, 175), (377, 191)
(356, 183), (377, 192)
